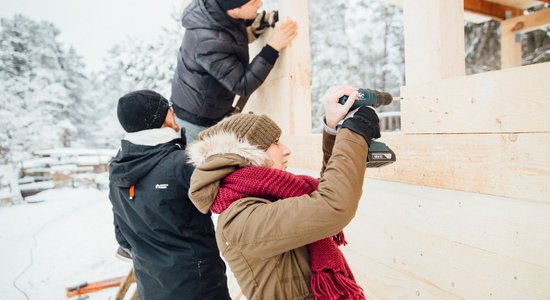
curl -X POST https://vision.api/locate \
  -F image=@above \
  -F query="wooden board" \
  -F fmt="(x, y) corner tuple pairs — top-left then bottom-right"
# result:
(400, 62), (550, 134)
(378, 0), (543, 9)
(289, 169), (550, 299)
(350, 179), (550, 270)
(246, 0), (312, 135)
(246, 77), (291, 133)
(501, 7), (550, 33)
(280, 134), (323, 171)
(66, 275), (125, 297)
(501, 27), (523, 68)
(403, 0), (466, 85)
(500, 8), (550, 68)
(345, 209), (550, 299)
(486, 0), (543, 8)
(284, 132), (550, 203)
(367, 132), (550, 203)
(344, 250), (464, 300)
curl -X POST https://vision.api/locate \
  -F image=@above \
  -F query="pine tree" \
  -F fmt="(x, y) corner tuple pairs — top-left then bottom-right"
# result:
(0, 15), (83, 162)
(88, 22), (183, 148)
(309, 0), (349, 131)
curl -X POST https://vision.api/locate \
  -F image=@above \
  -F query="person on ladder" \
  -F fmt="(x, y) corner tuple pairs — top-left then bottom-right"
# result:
(170, 0), (298, 142)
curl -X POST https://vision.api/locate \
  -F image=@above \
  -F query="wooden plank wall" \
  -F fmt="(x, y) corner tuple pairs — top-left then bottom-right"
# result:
(277, 0), (550, 298)
(344, 178), (550, 299)
(244, 0), (312, 135)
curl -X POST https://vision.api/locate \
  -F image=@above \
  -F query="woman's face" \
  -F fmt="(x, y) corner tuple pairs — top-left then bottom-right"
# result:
(265, 140), (291, 170)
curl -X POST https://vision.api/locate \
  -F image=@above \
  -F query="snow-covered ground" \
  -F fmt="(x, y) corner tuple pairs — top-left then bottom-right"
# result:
(0, 187), (243, 300)
(0, 188), (130, 300)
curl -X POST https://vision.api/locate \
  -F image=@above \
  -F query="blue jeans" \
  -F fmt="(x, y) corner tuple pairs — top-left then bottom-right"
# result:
(175, 116), (208, 144)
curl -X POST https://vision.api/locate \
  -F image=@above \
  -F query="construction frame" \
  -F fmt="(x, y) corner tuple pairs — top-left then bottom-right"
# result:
(246, 0), (550, 298)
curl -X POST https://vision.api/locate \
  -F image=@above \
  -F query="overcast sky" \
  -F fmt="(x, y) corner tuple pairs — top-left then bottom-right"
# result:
(0, 0), (184, 72)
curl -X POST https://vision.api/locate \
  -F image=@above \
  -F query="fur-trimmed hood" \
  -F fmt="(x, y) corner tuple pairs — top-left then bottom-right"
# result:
(186, 132), (272, 214)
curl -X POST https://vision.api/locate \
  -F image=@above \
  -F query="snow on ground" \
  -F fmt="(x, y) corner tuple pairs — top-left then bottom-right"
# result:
(0, 187), (243, 300)
(0, 188), (129, 300)
(0, 169), (317, 299)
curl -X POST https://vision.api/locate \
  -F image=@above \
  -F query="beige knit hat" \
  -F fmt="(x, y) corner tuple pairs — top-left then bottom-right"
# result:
(198, 113), (281, 150)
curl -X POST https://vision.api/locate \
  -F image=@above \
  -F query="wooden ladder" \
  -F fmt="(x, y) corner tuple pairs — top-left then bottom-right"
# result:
(114, 268), (138, 300)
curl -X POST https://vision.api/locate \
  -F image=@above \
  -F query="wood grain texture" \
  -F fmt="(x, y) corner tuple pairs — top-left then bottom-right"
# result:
(400, 62), (550, 133)
(284, 132), (550, 203)
(501, 7), (550, 33)
(465, 0), (523, 19)
(377, 0), (543, 9)
(289, 169), (550, 299)
(366, 132), (550, 203)
(403, 0), (466, 85)
(246, 0), (312, 134)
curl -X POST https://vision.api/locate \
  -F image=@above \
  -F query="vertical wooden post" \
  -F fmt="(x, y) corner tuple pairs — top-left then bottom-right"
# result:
(500, 7), (550, 69)
(245, 0), (312, 134)
(500, 31), (522, 68)
(403, 0), (466, 85)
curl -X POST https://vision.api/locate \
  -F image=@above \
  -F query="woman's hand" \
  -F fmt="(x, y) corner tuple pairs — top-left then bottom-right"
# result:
(323, 85), (358, 129)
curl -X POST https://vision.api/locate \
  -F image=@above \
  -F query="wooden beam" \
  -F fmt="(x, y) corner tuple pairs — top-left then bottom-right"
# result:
(368, 132), (550, 203)
(246, 0), (312, 135)
(489, 5), (550, 68)
(283, 131), (550, 203)
(465, 0), (524, 20)
(501, 28), (523, 68)
(400, 62), (550, 133)
(346, 197), (550, 299)
(403, 0), (465, 85)
(501, 7), (550, 33)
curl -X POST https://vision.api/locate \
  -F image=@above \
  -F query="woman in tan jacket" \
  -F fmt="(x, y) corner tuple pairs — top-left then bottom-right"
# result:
(186, 85), (381, 299)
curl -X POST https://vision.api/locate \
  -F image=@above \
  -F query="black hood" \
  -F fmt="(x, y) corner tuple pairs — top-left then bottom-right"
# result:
(109, 139), (184, 188)
(181, 0), (246, 44)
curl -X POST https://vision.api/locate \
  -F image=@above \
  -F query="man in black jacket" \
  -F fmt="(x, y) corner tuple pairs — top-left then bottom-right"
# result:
(170, 0), (297, 142)
(109, 90), (230, 300)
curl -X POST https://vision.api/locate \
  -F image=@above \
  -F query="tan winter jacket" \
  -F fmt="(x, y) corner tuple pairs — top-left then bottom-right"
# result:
(187, 128), (368, 300)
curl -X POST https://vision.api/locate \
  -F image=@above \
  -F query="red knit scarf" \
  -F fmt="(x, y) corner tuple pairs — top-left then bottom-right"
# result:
(212, 167), (366, 300)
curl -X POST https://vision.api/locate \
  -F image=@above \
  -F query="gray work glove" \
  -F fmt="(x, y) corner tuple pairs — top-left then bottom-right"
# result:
(337, 106), (381, 144)
(246, 10), (279, 42)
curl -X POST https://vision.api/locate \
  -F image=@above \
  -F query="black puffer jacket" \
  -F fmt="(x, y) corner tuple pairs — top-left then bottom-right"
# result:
(109, 138), (230, 300)
(170, 0), (279, 126)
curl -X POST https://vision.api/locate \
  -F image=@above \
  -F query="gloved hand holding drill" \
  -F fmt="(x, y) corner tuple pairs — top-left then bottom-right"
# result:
(339, 107), (381, 145)
(324, 85), (396, 168)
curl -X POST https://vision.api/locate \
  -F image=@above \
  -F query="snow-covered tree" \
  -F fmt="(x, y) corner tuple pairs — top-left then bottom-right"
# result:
(309, 0), (404, 131)
(309, 0), (349, 131)
(89, 23), (183, 148)
(0, 15), (85, 162)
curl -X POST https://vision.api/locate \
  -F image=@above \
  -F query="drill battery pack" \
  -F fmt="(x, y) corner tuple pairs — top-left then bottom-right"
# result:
(367, 140), (396, 168)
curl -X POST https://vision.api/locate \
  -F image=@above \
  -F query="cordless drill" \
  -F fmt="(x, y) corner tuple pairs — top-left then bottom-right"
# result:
(338, 88), (397, 168)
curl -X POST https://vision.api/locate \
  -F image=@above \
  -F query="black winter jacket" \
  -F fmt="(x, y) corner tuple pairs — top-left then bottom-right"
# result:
(170, 0), (279, 126)
(109, 138), (230, 300)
